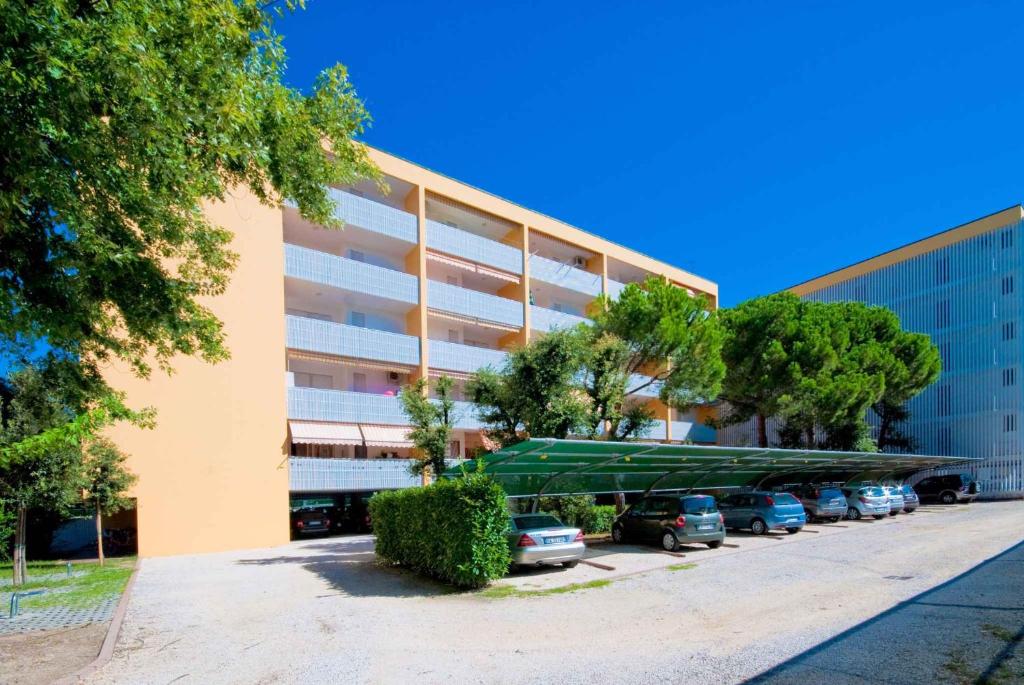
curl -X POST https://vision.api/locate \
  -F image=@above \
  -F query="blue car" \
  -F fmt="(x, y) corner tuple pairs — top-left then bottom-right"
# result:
(718, 491), (807, 535)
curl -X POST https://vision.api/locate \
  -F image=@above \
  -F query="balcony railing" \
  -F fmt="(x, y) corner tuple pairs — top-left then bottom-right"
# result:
(530, 305), (588, 332)
(646, 419), (668, 441)
(529, 255), (602, 297)
(288, 387), (482, 430)
(285, 244), (419, 305)
(289, 457), (466, 492)
(671, 421), (717, 444)
(328, 188), (418, 244)
(429, 340), (508, 374)
(428, 280), (523, 328)
(426, 219), (523, 274)
(626, 373), (663, 398)
(287, 315), (420, 367)
(607, 278), (628, 300)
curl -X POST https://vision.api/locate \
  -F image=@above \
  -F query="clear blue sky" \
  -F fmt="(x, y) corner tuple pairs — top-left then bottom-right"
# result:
(278, 0), (1023, 306)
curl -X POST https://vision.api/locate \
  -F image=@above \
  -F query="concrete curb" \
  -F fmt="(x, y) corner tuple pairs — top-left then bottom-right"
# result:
(53, 558), (140, 685)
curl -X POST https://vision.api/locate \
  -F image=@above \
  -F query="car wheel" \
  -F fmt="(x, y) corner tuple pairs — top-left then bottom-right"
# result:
(611, 524), (625, 544)
(562, 561), (579, 568)
(830, 516), (841, 523)
(750, 519), (767, 535)
(873, 514), (886, 520)
(706, 540), (722, 549)
(847, 507), (861, 520)
(940, 492), (957, 505)
(785, 527), (800, 535)
(661, 531), (680, 552)
(888, 511), (899, 517)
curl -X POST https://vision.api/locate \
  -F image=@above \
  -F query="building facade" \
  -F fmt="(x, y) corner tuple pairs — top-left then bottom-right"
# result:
(768, 206), (1023, 499)
(106, 147), (719, 556)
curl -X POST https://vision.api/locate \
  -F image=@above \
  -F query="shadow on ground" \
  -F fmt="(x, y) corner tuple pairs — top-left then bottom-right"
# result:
(236, 536), (456, 599)
(744, 539), (1024, 684)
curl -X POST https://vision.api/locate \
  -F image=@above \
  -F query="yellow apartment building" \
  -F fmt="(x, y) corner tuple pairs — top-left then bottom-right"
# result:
(106, 147), (719, 557)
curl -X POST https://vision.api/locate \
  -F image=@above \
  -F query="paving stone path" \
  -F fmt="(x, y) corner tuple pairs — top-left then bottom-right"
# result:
(0, 594), (118, 635)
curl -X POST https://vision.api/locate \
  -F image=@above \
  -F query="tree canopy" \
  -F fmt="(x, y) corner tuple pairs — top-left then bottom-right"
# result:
(0, 0), (380, 385)
(399, 376), (456, 479)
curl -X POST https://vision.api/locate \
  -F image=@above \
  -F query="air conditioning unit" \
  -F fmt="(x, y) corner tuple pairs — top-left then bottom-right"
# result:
(388, 371), (400, 382)
(572, 255), (587, 268)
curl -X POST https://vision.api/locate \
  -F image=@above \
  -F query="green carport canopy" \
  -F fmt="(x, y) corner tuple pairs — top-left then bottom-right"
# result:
(445, 438), (978, 498)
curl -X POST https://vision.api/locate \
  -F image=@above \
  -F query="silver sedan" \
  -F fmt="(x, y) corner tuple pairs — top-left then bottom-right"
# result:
(508, 514), (585, 569)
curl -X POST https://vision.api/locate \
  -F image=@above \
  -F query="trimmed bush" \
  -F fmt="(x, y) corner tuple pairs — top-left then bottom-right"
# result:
(369, 473), (511, 589)
(581, 505), (618, 534)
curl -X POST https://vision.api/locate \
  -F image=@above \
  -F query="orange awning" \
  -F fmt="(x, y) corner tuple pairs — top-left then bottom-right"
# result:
(289, 422), (363, 445)
(360, 424), (414, 448)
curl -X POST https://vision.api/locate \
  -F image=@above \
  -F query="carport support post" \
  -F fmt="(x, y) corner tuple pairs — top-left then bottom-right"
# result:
(614, 492), (625, 514)
(530, 497), (540, 513)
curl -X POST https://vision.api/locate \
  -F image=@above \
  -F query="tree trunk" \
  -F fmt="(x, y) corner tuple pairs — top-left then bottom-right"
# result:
(756, 414), (768, 448)
(877, 411), (891, 452)
(95, 501), (105, 567)
(613, 492), (626, 515)
(805, 426), (816, 450)
(13, 505), (27, 586)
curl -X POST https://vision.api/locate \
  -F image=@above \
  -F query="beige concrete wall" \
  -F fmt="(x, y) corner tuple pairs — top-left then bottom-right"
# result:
(105, 188), (290, 557)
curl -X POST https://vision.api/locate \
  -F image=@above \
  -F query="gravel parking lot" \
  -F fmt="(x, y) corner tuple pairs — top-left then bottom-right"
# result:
(88, 500), (1024, 684)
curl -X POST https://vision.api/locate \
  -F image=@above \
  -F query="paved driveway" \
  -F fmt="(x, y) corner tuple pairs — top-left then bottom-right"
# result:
(89, 501), (1024, 684)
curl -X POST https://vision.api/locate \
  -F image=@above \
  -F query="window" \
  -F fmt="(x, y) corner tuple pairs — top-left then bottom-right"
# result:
(1004, 368), (1016, 387)
(936, 385), (951, 416)
(447, 275), (459, 286)
(294, 372), (332, 389)
(936, 300), (950, 328)
(348, 249), (365, 262)
(938, 342), (951, 371)
(1003, 276), (1015, 295)
(1004, 322), (1016, 341)
(1002, 231), (1014, 249)
(935, 256), (950, 285)
(1004, 414), (1017, 432)
(447, 440), (461, 458)
(448, 329), (460, 343)
(352, 373), (367, 392)
(350, 311), (366, 327)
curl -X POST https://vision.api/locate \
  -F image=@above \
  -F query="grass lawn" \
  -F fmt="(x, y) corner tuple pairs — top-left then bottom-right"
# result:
(1, 557), (135, 611)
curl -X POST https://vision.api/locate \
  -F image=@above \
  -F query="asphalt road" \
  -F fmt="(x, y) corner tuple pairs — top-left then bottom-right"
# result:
(88, 500), (1024, 684)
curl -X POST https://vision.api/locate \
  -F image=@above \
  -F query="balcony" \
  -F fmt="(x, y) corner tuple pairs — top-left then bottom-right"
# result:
(426, 219), (523, 274)
(671, 421), (717, 444)
(530, 305), (588, 333)
(428, 280), (523, 328)
(646, 419), (668, 441)
(429, 340), (508, 374)
(286, 315), (420, 367)
(327, 188), (418, 244)
(288, 387), (483, 430)
(529, 255), (602, 297)
(285, 244), (418, 305)
(289, 457), (466, 492)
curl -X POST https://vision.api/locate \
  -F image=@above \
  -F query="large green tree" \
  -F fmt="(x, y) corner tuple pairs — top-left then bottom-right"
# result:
(399, 376), (456, 480)
(872, 332), (942, 452)
(1, 0), (380, 384)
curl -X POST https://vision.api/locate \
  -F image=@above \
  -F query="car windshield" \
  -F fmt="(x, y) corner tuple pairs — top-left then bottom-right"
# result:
(773, 493), (799, 505)
(682, 496), (717, 514)
(865, 487), (885, 497)
(514, 515), (563, 530)
(901, 485), (915, 495)
(820, 488), (843, 499)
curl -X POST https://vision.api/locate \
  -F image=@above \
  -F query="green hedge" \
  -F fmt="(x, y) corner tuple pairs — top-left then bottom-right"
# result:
(581, 505), (618, 534)
(538, 495), (618, 535)
(369, 473), (511, 589)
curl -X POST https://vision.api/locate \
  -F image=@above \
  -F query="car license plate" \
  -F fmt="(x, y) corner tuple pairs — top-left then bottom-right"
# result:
(544, 536), (568, 545)
(308, 521), (321, 526)
(697, 524), (714, 531)
(787, 519), (798, 524)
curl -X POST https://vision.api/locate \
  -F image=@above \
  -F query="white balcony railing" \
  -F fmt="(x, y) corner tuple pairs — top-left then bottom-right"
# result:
(607, 278), (628, 300)
(428, 280), (524, 328)
(530, 305), (588, 333)
(429, 340), (508, 374)
(286, 316), (420, 367)
(289, 457), (467, 492)
(328, 188), (418, 244)
(529, 254), (602, 297)
(288, 387), (483, 430)
(646, 419), (668, 441)
(285, 244), (419, 305)
(426, 219), (523, 274)
(670, 421), (717, 444)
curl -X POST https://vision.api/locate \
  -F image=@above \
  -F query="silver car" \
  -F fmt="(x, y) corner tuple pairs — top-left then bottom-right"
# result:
(842, 486), (890, 520)
(882, 485), (906, 516)
(508, 514), (585, 569)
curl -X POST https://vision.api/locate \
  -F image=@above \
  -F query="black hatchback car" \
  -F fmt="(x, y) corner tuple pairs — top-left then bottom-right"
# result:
(914, 473), (980, 504)
(612, 494), (726, 551)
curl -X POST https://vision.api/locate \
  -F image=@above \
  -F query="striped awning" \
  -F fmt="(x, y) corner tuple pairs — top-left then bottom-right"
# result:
(360, 425), (414, 448)
(289, 422), (363, 446)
